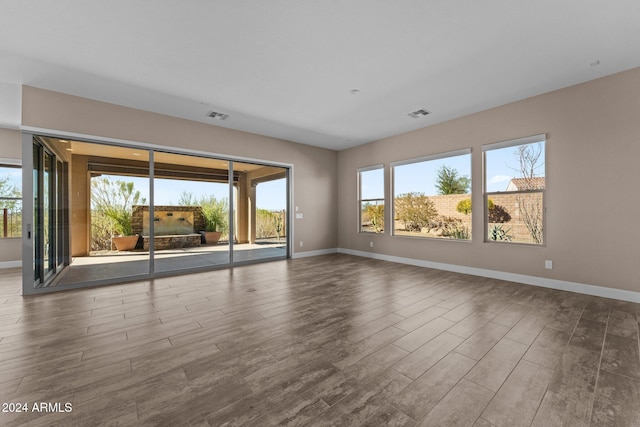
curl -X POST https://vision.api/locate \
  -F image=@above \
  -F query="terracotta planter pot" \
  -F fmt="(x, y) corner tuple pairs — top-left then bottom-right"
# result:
(201, 231), (221, 245)
(112, 235), (140, 251)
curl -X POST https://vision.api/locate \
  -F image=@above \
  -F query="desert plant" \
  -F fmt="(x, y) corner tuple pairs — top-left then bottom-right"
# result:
(456, 199), (472, 215)
(516, 194), (543, 243)
(256, 208), (285, 239)
(256, 208), (274, 238)
(489, 224), (514, 241)
(91, 178), (146, 236)
(426, 216), (468, 238)
(177, 191), (196, 206)
(199, 195), (228, 233)
(105, 205), (134, 236)
(456, 198), (510, 223)
(365, 204), (384, 233)
(273, 211), (284, 241)
(395, 192), (437, 231)
(91, 212), (114, 251)
(456, 198), (496, 215)
(488, 204), (511, 223)
(449, 224), (470, 240)
(512, 142), (545, 243)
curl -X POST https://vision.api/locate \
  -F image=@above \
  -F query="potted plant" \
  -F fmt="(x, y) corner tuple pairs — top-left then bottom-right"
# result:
(93, 179), (144, 252)
(106, 205), (140, 251)
(199, 195), (228, 245)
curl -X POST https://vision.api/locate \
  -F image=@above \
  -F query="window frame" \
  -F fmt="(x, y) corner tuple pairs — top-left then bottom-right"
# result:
(390, 148), (472, 240)
(482, 134), (546, 246)
(357, 164), (385, 234)
(0, 159), (22, 239)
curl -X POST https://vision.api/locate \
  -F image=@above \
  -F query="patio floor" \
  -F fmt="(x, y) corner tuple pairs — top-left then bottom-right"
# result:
(50, 241), (287, 287)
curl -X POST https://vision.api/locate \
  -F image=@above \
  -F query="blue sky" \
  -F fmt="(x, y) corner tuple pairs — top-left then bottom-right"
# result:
(485, 142), (545, 192)
(4, 142), (542, 204)
(361, 142), (545, 197)
(94, 175), (287, 211)
(394, 154), (471, 196)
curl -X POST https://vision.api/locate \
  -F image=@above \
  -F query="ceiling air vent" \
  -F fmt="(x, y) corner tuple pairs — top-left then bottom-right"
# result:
(408, 108), (431, 119)
(207, 111), (229, 120)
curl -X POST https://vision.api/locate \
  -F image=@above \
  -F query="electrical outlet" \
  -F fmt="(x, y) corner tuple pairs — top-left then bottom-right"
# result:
(370, 241), (374, 248)
(545, 260), (553, 269)
(299, 241), (303, 247)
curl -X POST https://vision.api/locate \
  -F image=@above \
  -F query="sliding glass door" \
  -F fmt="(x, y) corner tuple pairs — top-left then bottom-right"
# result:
(232, 161), (288, 263)
(152, 151), (231, 274)
(23, 133), (290, 294)
(30, 139), (68, 287)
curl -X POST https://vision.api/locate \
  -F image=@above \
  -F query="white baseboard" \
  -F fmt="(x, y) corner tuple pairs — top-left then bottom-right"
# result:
(0, 260), (21, 269)
(337, 248), (640, 303)
(292, 248), (338, 259)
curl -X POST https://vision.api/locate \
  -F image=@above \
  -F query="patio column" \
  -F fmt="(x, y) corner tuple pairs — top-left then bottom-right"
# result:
(249, 183), (257, 244)
(71, 154), (90, 257)
(236, 174), (250, 244)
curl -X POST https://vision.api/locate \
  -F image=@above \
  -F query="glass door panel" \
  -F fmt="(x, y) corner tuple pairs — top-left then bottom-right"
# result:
(43, 151), (52, 277)
(32, 143), (41, 285)
(153, 152), (230, 273)
(53, 140), (150, 286)
(32, 139), (68, 288)
(56, 159), (67, 271)
(232, 161), (288, 263)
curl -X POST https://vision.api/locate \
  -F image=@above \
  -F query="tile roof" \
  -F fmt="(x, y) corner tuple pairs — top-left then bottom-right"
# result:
(507, 177), (545, 191)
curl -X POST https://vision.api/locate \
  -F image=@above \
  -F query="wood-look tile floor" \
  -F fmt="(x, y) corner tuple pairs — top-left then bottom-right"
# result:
(0, 254), (639, 426)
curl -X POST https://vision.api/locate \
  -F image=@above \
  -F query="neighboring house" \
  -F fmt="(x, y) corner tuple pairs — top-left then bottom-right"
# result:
(505, 177), (545, 191)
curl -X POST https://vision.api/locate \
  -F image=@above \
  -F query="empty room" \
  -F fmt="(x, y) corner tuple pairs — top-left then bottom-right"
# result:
(0, 2), (639, 426)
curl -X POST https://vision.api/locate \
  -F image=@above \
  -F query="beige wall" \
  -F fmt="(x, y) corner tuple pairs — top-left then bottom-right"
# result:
(0, 127), (22, 264)
(0, 127), (21, 158)
(338, 67), (640, 293)
(21, 86), (338, 254)
(16, 68), (640, 295)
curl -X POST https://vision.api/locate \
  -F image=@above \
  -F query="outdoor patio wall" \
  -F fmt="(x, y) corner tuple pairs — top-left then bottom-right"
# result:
(338, 66), (640, 294)
(0, 127), (22, 266)
(21, 87), (338, 255)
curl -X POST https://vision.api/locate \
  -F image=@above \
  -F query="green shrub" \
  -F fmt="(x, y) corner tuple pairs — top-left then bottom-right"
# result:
(395, 192), (438, 231)
(365, 204), (384, 233)
(256, 209), (286, 239)
(456, 199), (472, 215)
(449, 224), (470, 240)
(199, 195), (228, 233)
(457, 198), (510, 223)
(456, 198), (495, 215)
(91, 178), (146, 237)
(426, 216), (469, 239)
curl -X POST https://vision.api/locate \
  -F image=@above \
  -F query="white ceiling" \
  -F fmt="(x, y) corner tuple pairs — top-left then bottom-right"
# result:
(1, 1), (639, 151)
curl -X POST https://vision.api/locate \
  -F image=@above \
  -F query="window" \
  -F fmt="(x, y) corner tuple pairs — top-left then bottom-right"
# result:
(358, 165), (384, 233)
(0, 163), (22, 238)
(483, 134), (545, 245)
(391, 149), (472, 240)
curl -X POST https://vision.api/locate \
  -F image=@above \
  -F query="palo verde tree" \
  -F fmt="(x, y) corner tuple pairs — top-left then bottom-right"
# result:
(435, 165), (470, 195)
